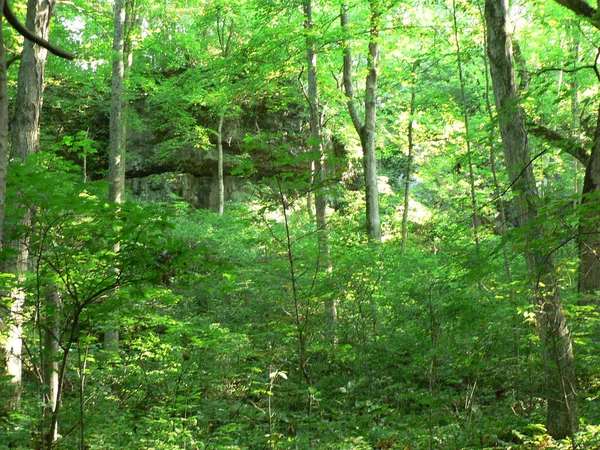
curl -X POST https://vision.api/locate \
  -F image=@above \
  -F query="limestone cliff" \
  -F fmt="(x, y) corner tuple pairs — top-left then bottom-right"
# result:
(125, 102), (309, 211)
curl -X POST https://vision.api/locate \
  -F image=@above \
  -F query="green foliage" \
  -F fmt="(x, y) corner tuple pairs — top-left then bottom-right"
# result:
(4, 0), (600, 448)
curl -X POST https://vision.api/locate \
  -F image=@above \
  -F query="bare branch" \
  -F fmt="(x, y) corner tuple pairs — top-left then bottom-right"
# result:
(3, 0), (75, 60)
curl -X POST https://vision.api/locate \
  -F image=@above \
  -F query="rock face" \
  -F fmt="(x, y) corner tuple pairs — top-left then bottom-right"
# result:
(125, 102), (308, 211)
(128, 173), (251, 210)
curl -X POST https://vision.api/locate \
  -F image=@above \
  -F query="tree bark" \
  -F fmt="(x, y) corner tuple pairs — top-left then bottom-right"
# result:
(0, 0), (7, 251)
(363, 1), (381, 242)
(217, 115), (225, 216)
(215, 8), (233, 217)
(0, 3), (10, 411)
(43, 290), (60, 446)
(108, 0), (126, 206)
(341, 1), (381, 242)
(12, 0), (53, 161)
(105, 0), (126, 351)
(304, 0), (335, 329)
(5, 0), (55, 412)
(485, 0), (577, 440)
(401, 74), (416, 254)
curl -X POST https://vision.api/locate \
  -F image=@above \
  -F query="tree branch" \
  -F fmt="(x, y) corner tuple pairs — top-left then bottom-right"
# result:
(6, 53), (21, 69)
(553, 0), (600, 30)
(341, 2), (363, 135)
(536, 65), (597, 75)
(527, 122), (590, 165)
(3, 0), (75, 60)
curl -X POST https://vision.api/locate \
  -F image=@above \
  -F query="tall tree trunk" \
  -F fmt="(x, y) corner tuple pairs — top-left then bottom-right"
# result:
(363, 1), (381, 242)
(485, 0), (577, 440)
(0, 0), (8, 415)
(571, 25), (581, 204)
(217, 115), (225, 216)
(108, 0), (126, 206)
(341, 1), (381, 242)
(452, 0), (479, 250)
(5, 0), (55, 412)
(214, 9), (233, 217)
(401, 72), (417, 254)
(105, 0), (126, 351)
(0, 1), (7, 251)
(304, 0), (335, 329)
(12, 0), (53, 160)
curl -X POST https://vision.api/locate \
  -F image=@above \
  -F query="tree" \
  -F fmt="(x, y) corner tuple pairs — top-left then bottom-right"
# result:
(2, 0), (70, 417)
(0, 0), (73, 245)
(4, 155), (172, 448)
(451, 0), (479, 250)
(11, 0), (54, 159)
(303, 0), (336, 330)
(214, 3), (234, 216)
(547, 0), (600, 299)
(217, 114), (225, 215)
(485, 0), (577, 439)
(104, 0), (126, 351)
(0, 0), (8, 251)
(341, 0), (381, 242)
(401, 65), (417, 254)
(108, 0), (126, 206)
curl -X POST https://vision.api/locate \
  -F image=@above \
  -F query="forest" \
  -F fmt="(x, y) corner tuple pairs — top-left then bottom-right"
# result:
(0, 0), (600, 448)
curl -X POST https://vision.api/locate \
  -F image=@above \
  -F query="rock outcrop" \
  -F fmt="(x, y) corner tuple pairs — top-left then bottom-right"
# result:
(125, 102), (309, 211)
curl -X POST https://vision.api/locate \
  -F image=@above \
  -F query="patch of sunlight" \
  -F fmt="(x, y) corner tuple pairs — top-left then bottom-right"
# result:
(247, 197), (305, 224)
(394, 198), (432, 225)
(377, 175), (394, 195)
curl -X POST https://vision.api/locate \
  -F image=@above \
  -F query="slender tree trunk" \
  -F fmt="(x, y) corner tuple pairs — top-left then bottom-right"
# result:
(485, 0), (577, 440)
(5, 265), (25, 412)
(108, 0), (126, 206)
(401, 74), (417, 254)
(217, 115), (225, 216)
(43, 290), (60, 446)
(452, 0), (479, 250)
(569, 23), (581, 207)
(304, 0), (336, 329)
(307, 161), (314, 220)
(0, 3), (9, 412)
(0, 1), (7, 250)
(105, 0), (126, 351)
(214, 9), (234, 217)
(341, 1), (381, 242)
(0, 43), (9, 416)
(4, 0), (55, 412)
(363, 1), (381, 242)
